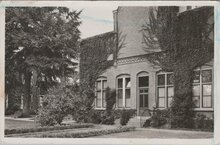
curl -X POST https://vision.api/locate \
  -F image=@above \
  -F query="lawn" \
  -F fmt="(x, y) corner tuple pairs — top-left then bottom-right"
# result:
(5, 119), (38, 130)
(92, 128), (214, 139)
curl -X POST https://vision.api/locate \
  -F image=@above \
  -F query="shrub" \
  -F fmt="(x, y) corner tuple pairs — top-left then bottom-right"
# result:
(105, 87), (116, 114)
(193, 113), (214, 131)
(150, 109), (170, 128)
(35, 126), (135, 138)
(36, 84), (79, 126)
(120, 109), (136, 126)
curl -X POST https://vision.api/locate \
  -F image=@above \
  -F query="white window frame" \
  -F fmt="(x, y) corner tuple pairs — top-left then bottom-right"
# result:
(116, 75), (131, 109)
(95, 78), (107, 109)
(193, 67), (213, 111)
(156, 72), (174, 109)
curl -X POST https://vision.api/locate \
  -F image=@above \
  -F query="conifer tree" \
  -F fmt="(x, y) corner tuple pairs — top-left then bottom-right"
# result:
(5, 7), (81, 115)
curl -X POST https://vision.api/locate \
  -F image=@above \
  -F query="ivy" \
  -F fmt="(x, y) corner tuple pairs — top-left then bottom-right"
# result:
(143, 6), (214, 128)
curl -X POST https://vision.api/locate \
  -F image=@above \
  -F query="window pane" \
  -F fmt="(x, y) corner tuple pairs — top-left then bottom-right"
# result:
(102, 91), (106, 108)
(96, 91), (101, 108)
(125, 78), (131, 88)
(139, 95), (143, 107)
(193, 85), (200, 96)
(203, 96), (211, 108)
(125, 98), (131, 107)
(158, 74), (165, 86)
(158, 98), (165, 108)
(144, 94), (148, 107)
(158, 88), (165, 97)
(139, 76), (149, 87)
(118, 78), (123, 88)
(118, 98), (123, 108)
(118, 89), (123, 98)
(102, 80), (107, 89)
(96, 81), (101, 90)
(193, 71), (200, 83)
(125, 89), (130, 98)
(168, 97), (172, 108)
(167, 87), (174, 97)
(167, 74), (174, 85)
(202, 70), (212, 83)
(203, 85), (212, 96)
(192, 96), (200, 108)
(144, 88), (148, 93)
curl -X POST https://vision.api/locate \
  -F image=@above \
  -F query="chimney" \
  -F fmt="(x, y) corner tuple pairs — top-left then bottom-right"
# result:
(113, 9), (118, 33)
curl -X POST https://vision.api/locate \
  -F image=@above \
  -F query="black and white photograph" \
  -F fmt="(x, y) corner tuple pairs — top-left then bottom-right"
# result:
(1, 1), (220, 144)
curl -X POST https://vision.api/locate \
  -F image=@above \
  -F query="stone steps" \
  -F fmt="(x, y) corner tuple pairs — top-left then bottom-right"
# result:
(114, 116), (151, 127)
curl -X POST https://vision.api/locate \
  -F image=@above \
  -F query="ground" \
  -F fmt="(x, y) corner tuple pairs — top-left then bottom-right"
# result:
(5, 118), (213, 138)
(5, 119), (38, 129)
(92, 128), (213, 139)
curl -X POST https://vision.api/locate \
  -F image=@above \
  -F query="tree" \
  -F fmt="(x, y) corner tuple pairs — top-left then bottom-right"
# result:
(142, 6), (214, 128)
(5, 7), (81, 115)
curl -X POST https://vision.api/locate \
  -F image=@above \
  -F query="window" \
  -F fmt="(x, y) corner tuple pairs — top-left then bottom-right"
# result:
(193, 68), (213, 109)
(117, 75), (131, 108)
(95, 78), (107, 109)
(157, 72), (174, 108)
(138, 72), (149, 108)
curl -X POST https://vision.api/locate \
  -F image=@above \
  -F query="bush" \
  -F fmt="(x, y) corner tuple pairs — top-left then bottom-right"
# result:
(193, 113), (214, 131)
(36, 84), (79, 126)
(105, 87), (116, 114)
(150, 109), (170, 128)
(120, 109), (136, 126)
(38, 126), (135, 138)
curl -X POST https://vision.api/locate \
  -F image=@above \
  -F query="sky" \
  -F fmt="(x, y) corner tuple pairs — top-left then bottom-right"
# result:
(70, 4), (119, 39)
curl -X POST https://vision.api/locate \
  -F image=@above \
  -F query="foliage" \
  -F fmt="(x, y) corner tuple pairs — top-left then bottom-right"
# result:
(38, 126), (135, 138)
(150, 109), (171, 128)
(105, 87), (116, 114)
(5, 124), (93, 135)
(5, 7), (81, 114)
(143, 6), (214, 128)
(193, 113), (214, 131)
(79, 32), (126, 110)
(120, 109), (136, 126)
(37, 84), (79, 126)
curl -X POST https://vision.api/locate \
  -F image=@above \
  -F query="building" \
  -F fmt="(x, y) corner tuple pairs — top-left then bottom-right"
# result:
(80, 6), (214, 120)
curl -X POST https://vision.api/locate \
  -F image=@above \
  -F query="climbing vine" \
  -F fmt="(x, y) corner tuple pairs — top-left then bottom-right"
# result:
(143, 6), (214, 128)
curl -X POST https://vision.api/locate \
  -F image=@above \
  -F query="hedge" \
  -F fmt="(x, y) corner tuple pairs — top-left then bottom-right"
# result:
(13, 126), (135, 138)
(5, 124), (93, 135)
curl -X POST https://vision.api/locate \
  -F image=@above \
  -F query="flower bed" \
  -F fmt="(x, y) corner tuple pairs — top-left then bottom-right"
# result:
(5, 124), (93, 135)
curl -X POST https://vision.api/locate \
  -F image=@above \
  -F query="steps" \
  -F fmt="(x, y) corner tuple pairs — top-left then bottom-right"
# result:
(114, 116), (151, 127)
(127, 116), (151, 127)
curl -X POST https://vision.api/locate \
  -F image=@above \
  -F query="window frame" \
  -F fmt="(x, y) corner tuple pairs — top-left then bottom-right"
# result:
(95, 77), (107, 109)
(156, 72), (174, 109)
(116, 75), (131, 109)
(193, 68), (213, 110)
(137, 73), (149, 108)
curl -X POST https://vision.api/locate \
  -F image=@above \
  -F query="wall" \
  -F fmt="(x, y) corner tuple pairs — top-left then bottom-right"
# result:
(116, 6), (159, 59)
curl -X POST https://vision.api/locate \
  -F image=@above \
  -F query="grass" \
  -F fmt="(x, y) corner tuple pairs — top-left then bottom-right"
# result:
(5, 124), (93, 135)
(5, 119), (38, 130)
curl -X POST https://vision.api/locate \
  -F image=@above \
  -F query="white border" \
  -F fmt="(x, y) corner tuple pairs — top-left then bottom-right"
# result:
(0, 1), (219, 145)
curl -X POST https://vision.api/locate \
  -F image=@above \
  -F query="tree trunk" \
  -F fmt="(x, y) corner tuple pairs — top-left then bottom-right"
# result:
(170, 67), (195, 128)
(23, 71), (32, 116)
